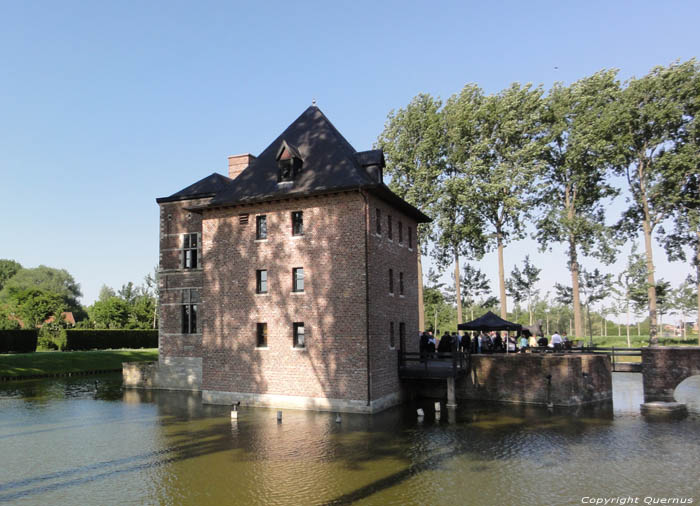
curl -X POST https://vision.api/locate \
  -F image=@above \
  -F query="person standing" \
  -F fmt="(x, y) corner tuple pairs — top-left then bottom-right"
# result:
(528, 333), (538, 348)
(551, 330), (563, 350)
(519, 334), (528, 352)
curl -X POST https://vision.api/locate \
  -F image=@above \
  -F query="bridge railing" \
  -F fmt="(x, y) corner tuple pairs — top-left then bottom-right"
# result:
(398, 350), (469, 377)
(579, 346), (643, 371)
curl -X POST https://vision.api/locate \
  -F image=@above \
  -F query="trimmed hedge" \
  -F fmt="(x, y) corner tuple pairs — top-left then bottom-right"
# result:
(65, 330), (158, 351)
(0, 329), (39, 354)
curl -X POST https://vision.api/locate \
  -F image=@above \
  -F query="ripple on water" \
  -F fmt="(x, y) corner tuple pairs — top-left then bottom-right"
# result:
(2, 374), (700, 505)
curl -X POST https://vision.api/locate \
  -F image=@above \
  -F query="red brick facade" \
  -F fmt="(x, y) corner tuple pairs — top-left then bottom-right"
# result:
(155, 106), (425, 412)
(157, 190), (419, 411)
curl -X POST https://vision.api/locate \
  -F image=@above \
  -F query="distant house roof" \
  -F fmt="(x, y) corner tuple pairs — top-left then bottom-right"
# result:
(44, 312), (76, 326)
(10, 311), (76, 328)
(157, 106), (430, 223)
(156, 172), (233, 204)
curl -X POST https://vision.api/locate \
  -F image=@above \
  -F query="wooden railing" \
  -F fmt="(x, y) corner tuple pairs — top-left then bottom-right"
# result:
(579, 346), (643, 372)
(398, 351), (470, 378)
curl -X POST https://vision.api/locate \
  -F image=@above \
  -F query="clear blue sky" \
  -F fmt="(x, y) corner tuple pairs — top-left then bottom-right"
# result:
(1, 0), (697, 315)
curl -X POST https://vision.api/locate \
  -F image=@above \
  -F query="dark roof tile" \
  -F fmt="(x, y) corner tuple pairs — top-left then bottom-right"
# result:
(156, 172), (232, 203)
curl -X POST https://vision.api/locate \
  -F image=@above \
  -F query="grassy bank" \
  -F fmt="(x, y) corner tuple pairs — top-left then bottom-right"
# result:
(579, 335), (699, 348)
(0, 349), (158, 378)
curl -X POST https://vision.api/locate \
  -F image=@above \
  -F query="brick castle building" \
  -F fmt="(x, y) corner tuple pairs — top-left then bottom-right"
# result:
(155, 105), (429, 413)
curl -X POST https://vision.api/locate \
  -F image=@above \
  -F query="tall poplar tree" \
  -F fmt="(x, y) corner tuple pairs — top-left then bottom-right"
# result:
(440, 84), (488, 328)
(535, 71), (620, 340)
(656, 59), (700, 344)
(467, 83), (545, 319)
(377, 94), (444, 331)
(611, 60), (697, 344)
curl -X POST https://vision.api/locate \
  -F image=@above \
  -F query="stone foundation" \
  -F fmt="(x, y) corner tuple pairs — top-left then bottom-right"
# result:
(405, 353), (612, 406)
(202, 389), (403, 414)
(123, 356), (202, 391)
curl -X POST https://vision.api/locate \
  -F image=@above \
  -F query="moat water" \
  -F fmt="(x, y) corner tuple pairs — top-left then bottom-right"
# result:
(1, 374), (699, 505)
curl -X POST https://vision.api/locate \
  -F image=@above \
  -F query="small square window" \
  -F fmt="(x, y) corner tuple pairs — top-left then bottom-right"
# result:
(256, 215), (267, 240)
(390, 321), (395, 348)
(376, 208), (381, 235)
(387, 215), (393, 240)
(293, 267), (304, 292)
(389, 268), (394, 294)
(398, 221), (403, 244)
(400, 272), (404, 295)
(257, 323), (268, 348)
(293, 322), (305, 348)
(292, 211), (303, 236)
(256, 269), (268, 294)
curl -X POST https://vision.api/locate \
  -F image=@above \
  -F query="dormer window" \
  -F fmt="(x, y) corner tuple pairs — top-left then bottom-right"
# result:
(276, 140), (303, 182)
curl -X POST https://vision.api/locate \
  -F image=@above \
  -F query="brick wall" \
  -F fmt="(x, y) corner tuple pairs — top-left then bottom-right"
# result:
(405, 354), (613, 406)
(157, 198), (209, 361)
(200, 192), (371, 402)
(642, 346), (700, 402)
(366, 194), (419, 401)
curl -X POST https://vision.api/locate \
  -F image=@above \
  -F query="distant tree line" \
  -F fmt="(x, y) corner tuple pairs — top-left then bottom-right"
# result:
(377, 59), (699, 344)
(0, 259), (158, 347)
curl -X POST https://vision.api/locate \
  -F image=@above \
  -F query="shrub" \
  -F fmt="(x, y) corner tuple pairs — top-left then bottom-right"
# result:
(0, 329), (38, 353)
(38, 323), (67, 351)
(65, 330), (158, 351)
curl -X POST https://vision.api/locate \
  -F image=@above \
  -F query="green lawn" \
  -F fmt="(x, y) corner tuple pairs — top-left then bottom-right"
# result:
(0, 349), (158, 378)
(579, 335), (700, 348)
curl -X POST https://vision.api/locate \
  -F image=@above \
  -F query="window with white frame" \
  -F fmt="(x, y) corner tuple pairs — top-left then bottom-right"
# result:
(181, 289), (199, 334)
(293, 322), (305, 348)
(183, 233), (198, 269)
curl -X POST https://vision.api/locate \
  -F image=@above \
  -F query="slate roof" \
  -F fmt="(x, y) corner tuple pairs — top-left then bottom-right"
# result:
(156, 172), (233, 203)
(157, 106), (430, 223)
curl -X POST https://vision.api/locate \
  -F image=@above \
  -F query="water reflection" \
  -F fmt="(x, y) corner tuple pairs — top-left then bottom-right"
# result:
(0, 374), (699, 505)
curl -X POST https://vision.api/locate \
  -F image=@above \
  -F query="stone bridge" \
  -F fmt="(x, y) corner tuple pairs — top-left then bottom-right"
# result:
(642, 347), (700, 402)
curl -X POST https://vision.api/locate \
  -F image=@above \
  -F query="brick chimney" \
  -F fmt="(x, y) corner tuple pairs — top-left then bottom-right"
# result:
(228, 153), (256, 180)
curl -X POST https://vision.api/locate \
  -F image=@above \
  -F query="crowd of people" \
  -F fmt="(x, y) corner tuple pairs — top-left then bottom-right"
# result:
(418, 329), (572, 357)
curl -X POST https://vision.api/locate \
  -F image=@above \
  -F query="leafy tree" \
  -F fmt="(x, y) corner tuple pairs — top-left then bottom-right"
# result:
(674, 277), (698, 339)
(654, 279), (673, 334)
(98, 284), (116, 302)
(610, 59), (698, 344)
(118, 282), (138, 305)
(554, 283), (574, 335)
(445, 263), (492, 321)
(89, 297), (130, 329)
(505, 255), (541, 325)
(0, 305), (21, 330)
(0, 265), (82, 312)
(144, 268), (160, 329)
(8, 288), (64, 328)
(536, 70), (620, 339)
(422, 269), (455, 334)
(88, 274), (158, 330)
(0, 259), (22, 292)
(377, 94), (445, 331)
(579, 268), (613, 345)
(464, 83), (545, 318)
(439, 84), (489, 329)
(612, 246), (648, 346)
(656, 60), (700, 343)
